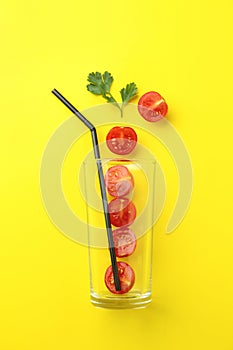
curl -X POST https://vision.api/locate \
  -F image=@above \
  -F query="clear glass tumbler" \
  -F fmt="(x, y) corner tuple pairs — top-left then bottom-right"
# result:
(83, 158), (156, 309)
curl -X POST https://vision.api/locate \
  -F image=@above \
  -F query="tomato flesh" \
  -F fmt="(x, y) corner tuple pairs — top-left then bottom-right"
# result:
(138, 91), (168, 122)
(109, 198), (136, 227)
(105, 165), (134, 197)
(106, 126), (137, 155)
(105, 261), (135, 294)
(113, 227), (136, 257)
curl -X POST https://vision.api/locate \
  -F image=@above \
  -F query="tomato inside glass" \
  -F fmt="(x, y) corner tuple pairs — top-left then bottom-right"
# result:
(106, 126), (137, 155)
(104, 165), (134, 197)
(138, 91), (168, 122)
(109, 198), (136, 227)
(105, 261), (135, 294)
(113, 227), (136, 257)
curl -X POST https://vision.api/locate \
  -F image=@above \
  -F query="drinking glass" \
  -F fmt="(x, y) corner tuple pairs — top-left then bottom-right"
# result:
(83, 158), (156, 309)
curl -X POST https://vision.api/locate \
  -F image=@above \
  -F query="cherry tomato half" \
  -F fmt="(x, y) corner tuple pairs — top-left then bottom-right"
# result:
(113, 227), (137, 257)
(138, 91), (168, 122)
(106, 126), (137, 155)
(105, 261), (135, 294)
(109, 198), (136, 227)
(105, 165), (134, 197)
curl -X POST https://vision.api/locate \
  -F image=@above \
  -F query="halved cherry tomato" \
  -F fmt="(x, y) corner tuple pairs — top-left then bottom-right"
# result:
(106, 126), (137, 155)
(138, 91), (168, 122)
(104, 165), (134, 197)
(109, 198), (136, 227)
(113, 227), (136, 257)
(105, 261), (135, 294)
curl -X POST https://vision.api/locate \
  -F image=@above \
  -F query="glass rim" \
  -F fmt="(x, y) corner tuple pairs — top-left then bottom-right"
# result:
(83, 157), (157, 164)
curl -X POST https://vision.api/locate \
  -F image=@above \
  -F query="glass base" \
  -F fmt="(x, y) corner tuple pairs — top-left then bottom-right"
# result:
(90, 291), (151, 309)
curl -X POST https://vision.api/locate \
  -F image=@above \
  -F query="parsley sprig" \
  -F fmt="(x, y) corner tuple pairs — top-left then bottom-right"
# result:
(87, 71), (137, 117)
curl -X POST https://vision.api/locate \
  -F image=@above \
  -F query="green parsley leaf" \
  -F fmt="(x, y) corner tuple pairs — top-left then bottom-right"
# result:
(87, 72), (102, 86)
(87, 72), (104, 95)
(87, 71), (114, 96)
(86, 83), (103, 95)
(86, 71), (138, 117)
(120, 83), (138, 105)
(102, 71), (114, 93)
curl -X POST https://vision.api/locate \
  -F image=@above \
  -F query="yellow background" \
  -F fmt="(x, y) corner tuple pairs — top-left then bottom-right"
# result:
(1, 0), (233, 349)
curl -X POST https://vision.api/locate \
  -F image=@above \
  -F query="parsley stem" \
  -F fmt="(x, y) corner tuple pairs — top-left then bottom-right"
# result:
(108, 92), (123, 117)
(120, 105), (123, 118)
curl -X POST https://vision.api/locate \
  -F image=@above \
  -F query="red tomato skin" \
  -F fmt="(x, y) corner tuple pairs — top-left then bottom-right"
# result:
(104, 165), (134, 197)
(106, 126), (137, 155)
(104, 262), (135, 294)
(138, 91), (168, 122)
(108, 198), (136, 227)
(113, 227), (137, 257)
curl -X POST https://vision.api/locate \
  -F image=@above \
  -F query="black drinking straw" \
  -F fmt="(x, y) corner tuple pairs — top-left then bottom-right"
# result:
(51, 88), (121, 291)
